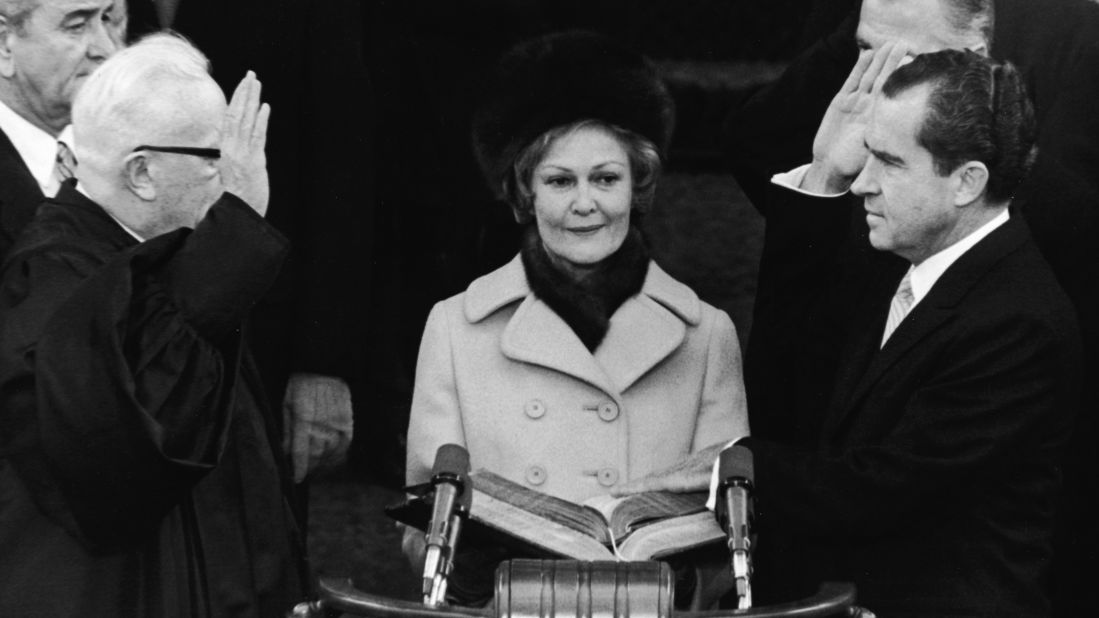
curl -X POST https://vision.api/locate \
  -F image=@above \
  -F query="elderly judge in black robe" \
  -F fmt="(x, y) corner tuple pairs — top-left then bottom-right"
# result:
(0, 34), (306, 616)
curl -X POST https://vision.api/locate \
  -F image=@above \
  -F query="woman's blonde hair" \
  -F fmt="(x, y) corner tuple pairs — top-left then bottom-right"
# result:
(504, 119), (662, 223)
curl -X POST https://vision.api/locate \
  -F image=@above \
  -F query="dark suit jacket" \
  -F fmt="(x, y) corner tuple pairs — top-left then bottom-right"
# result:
(724, 1), (1099, 378)
(0, 127), (45, 261)
(722, 3), (1099, 612)
(744, 187), (1081, 616)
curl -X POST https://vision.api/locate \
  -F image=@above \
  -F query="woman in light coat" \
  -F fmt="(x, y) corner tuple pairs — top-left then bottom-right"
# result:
(404, 31), (749, 604)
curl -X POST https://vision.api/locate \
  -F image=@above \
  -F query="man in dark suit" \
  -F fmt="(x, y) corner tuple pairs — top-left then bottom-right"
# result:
(731, 0), (1099, 451)
(725, 5), (1099, 612)
(0, 0), (122, 259)
(721, 49), (1079, 616)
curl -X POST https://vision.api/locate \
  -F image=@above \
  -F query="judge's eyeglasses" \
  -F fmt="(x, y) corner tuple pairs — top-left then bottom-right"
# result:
(132, 145), (222, 159)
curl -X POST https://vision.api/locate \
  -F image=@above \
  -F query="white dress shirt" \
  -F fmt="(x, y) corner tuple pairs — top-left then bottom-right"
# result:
(904, 208), (1010, 309)
(771, 163), (848, 198)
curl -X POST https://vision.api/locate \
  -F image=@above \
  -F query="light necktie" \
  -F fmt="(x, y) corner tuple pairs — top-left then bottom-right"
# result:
(881, 269), (915, 347)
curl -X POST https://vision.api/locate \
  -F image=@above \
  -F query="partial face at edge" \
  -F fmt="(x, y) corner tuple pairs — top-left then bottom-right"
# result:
(2, 0), (118, 133)
(857, 0), (986, 55)
(531, 125), (633, 278)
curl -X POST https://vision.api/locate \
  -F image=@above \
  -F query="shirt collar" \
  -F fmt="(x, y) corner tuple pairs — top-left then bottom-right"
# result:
(0, 99), (59, 196)
(909, 208), (1010, 305)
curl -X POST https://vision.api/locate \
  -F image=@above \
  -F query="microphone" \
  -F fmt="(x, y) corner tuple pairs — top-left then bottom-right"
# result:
(717, 444), (755, 609)
(422, 444), (472, 606)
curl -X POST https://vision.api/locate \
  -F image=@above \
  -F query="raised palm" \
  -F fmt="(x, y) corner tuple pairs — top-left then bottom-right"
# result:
(220, 71), (272, 215)
(810, 42), (910, 185)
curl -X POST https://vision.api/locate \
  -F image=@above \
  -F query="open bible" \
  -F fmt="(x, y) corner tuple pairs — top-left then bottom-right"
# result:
(387, 469), (725, 561)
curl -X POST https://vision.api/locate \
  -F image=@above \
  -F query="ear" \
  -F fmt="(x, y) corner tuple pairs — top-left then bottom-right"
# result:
(123, 152), (157, 201)
(953, 161), (989, 207)
(0, 16), (17, 79)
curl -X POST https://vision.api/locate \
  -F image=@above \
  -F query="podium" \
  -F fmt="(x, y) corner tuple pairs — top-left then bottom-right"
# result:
(288, 560), (869, 618)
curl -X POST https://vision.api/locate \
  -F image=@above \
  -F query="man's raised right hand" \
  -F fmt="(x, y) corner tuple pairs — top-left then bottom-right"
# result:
(803, 42), (909, 194)
(220, 71), (271, 215)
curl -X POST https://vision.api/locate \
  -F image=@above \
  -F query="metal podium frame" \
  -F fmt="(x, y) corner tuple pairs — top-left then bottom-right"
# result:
(289, 559), (866, 618)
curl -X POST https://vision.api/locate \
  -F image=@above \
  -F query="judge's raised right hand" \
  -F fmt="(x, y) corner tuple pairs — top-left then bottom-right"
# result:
(220, 71), (271, 215)
(803, 42), (909, 194)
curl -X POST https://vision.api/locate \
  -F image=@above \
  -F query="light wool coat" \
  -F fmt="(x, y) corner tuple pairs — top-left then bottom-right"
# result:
(406, 255), (749, 503)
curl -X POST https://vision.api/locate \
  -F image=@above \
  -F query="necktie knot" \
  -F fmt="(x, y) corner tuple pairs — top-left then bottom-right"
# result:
(895, 272), (914, 304)
(882, 270), (915, 347)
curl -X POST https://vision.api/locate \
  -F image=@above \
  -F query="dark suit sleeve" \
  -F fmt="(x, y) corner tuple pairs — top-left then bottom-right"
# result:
(748, 186), (857, 387)
(744, 184), (896, 445)
(0, 195), (287, 546)
(745, 310), (1079, 538)
(721, 11), (858, 212)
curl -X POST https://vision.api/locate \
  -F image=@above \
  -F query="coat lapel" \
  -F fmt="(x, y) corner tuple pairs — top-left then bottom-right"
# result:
(501, 295), (620, 396)
(825, 262), (899, 433)
(828, 218), (1031, 433)
(840, 299), (955, 412)
(595, 293), (686, 393)
(469, 257), (699, 397)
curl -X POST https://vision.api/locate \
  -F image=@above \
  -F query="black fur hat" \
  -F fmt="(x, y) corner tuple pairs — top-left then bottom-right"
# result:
(472, 31), (675, 201)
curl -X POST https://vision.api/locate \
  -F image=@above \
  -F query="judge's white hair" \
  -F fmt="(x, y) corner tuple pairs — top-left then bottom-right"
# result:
(72, 32), (214, 167)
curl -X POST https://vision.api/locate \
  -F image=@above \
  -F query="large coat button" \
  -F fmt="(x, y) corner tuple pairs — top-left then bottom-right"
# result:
(524, 399), (546, 419)
(597, 468), (619, 487)
(526, 465), (547, 485)
(597, 402), (619, 422)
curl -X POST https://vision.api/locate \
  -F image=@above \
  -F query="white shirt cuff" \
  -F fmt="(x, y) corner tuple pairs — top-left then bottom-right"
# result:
(771, 163), (848, 198)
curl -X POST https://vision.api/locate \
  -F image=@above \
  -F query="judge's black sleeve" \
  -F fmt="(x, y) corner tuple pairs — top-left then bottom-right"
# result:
(0, 193), (288, 548)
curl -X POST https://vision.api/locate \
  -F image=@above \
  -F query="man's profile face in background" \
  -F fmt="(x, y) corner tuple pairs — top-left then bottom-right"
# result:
(0, 0), (117, 133)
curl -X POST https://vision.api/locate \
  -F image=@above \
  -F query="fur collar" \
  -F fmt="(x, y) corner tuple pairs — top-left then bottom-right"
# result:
(464, 234), (700, 330)
(520, 224), (649, 350)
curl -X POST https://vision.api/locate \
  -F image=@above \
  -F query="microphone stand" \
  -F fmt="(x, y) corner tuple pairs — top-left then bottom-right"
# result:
(717, 444), (756, 610)
(425, 502), (467, 606)
(721, 476), (754, 609)
(421, 444), (473, 608)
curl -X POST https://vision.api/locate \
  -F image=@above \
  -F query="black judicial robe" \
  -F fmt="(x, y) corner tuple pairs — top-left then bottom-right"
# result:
(0, 185), (306, 616)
